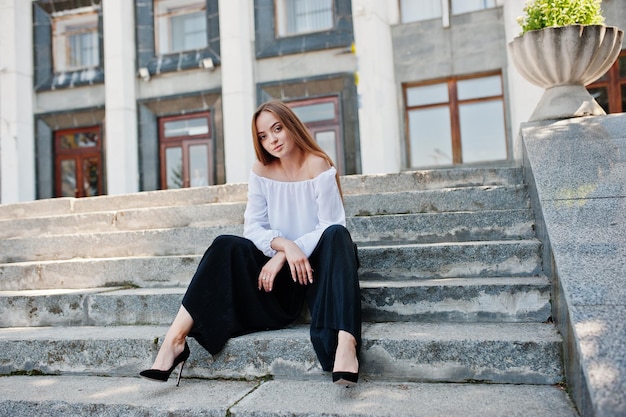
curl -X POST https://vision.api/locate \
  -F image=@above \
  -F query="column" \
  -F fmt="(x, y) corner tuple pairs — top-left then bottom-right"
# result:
(0, 0), (35, 203)
(503, 0), (542, 160)
(352, 0), (402, 174)
(103, 0), (139, 194)
(219, 0), (256, 183)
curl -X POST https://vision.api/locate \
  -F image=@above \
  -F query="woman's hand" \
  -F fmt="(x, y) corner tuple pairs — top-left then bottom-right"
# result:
(271, 237), (314, 286)
(258, 252), (286, 292)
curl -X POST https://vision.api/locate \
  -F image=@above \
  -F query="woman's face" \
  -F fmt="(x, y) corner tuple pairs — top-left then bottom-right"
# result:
(256, 110), (295, 159)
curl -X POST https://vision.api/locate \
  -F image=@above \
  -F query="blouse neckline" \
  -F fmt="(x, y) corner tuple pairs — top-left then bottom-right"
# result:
(250, 166), (336, 184)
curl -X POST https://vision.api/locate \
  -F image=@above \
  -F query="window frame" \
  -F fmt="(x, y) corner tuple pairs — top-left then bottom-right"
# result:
(587, 50), (626, 114)
(52, 9), (100, 73)
(399, 0), (442, 24)
(54, 125), (104, 198)
(135, 0), (220, 75)
(158, 112), (215, 189)
(450, 0), (497, 16)
(34, 2), (105, 90)
(287, 96), (344, 174)
(274, 0), (335, 38)
(403, 71), (507, 168)
(52, 10), (100, 72)
(399, 0), (499, 25)
(254, 0), (353, 59)
(153, 0), (208, 55)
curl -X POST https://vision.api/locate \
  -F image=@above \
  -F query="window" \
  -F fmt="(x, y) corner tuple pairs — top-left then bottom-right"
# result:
(55, 127), (103, 198)
(451, 0), (496, 15)
(275, 0), (334, 37)
(159, 113), (214, 189)
(52, 10), (100, 72)
(255, 0), (352, 59)
(155, 0), (208, 54)
(288, 97), (344, 174)
(404, 73), (507, 168)
(587, 51), (626, 114)
(400, 0), (441, 23)
(400, 0), (498, 24)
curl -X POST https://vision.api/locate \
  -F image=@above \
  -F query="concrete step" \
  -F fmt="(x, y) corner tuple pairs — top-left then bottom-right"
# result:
(0, 167), (522, 222)
(0, 224), (241, 263)
(0, 183), (249, 221)
(358, 239), (542, 280)
(341, 166), (523, 194)
(0, 209), (535, 263)
(0, 201), (247, 240)
(349, 209), (534, 244)
(0, 322), (563, 384)
(0, 277), (551, 328)
(0, 376), (577, 417)
(347, 185), (529, 217)
(0, 185), (528, 240)
(360, 276), (551, 322)
(0, 240), (542, 291)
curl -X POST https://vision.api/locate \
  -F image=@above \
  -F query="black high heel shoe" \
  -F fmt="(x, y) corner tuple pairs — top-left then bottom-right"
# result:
(332, 371), (359, 388)
(140, 342), (190, 386)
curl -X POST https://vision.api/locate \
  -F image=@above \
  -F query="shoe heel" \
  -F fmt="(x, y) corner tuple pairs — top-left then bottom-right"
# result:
(175, 360), (186, 387)
(332, 371), (358, 388)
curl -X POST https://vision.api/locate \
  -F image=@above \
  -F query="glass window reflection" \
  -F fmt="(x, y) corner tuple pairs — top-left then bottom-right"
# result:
(166, 147), (183, 189)
(400, 0), (441, 23)
(457, 75), (502, 100)
(164, 117), (209, 137)
(451, 0), (497, 15)
(408, 107), (453, 167)
(459, 101), (507, 163)
(60, 132), (98, 150)
(83, 157), (99, 197)
(315, 131), (337, 164)
(292, 102), (335, 123)
(189, 144), (209, 187)
(61, 159), (77, 197)
(407, 83), (448, 107)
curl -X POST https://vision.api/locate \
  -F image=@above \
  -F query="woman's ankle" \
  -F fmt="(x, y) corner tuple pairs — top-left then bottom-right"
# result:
(333, 331), (359, 373)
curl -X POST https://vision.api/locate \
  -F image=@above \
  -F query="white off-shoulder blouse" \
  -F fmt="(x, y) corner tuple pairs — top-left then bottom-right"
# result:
(243, 167), (346, 258)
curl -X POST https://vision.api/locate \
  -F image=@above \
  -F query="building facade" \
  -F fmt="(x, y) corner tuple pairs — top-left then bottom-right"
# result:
(0, 0), (624, 203)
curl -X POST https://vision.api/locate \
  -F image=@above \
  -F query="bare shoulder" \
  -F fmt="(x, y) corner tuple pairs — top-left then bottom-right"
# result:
(252, 159), (280, 179)
(305, 154), (332, 178)
(251, 160), (265, 176)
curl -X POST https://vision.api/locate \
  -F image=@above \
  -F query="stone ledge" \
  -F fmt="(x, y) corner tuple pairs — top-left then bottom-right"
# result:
(521, 113), (626, 417)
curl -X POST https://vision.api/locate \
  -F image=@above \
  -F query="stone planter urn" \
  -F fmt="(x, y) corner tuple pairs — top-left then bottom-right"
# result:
(508, 24), (623, 121)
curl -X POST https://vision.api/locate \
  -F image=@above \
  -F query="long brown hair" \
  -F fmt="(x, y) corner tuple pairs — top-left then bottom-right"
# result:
(251, 100), (343, 197)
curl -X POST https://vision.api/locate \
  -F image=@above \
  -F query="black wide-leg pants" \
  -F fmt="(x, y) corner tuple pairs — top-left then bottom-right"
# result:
(181, 225), (361, 371)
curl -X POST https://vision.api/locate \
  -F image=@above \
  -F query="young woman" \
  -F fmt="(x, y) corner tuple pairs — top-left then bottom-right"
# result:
(140, 100), (361, 387)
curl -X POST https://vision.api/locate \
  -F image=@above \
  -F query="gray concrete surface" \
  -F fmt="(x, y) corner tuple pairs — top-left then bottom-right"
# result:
(0, 276), (550, 327)
(0, 376), (578, 417)
(0, 322), (562, 384)
(0, 164), (569, 415)
(521, 114), (626, 417)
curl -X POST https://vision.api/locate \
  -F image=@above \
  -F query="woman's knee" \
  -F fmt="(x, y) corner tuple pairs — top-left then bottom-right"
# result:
(322, 224), (351, 241)
(317, 225), (359, 266)
(211, 234), (254, 250)
(205, 235), (256, 258)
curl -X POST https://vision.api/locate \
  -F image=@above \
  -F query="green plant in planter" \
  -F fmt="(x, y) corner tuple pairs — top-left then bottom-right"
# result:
(517, 0), (605, 34)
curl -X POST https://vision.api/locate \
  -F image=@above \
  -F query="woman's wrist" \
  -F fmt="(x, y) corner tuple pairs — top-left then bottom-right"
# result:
(270, 236), (287, 252)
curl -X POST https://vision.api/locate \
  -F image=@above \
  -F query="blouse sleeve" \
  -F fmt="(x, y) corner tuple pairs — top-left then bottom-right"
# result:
(243, 172), (284, 257)
(294, 169), (346, 257)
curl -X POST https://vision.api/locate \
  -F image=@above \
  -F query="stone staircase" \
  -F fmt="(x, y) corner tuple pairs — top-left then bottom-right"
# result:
(0, 167), (579, 416)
